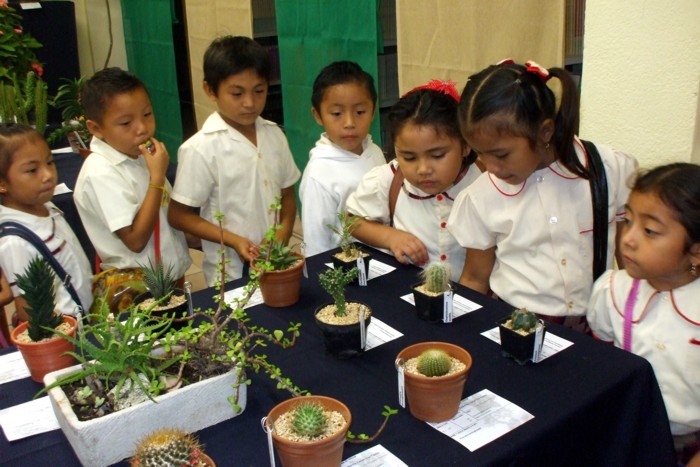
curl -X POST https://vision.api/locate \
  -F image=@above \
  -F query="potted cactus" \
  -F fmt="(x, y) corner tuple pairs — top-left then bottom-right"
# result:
(135, 258), (189, 330)
(498, 308), (546, 365)
(9, 256), (77, 383)
(396, 341), (472, 422)
(411, 262), (453, 323)
(314, 265), (372, 358)
(130, 428), (215, 466)
(328, 210), (371, 285)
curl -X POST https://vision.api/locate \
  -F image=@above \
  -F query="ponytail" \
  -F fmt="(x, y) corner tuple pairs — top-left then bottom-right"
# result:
(548, 67), (587, 179)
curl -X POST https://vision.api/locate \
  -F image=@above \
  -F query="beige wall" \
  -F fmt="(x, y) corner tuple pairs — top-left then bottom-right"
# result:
(73, 0), (128, 75)
(580, 0), (700, 167)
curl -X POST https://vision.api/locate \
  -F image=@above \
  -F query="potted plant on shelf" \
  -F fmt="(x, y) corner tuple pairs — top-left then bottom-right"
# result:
(42, 213), (304, 467)
(411, 261), (453, 323)
(130, 428), (215, 467)
(253, 197), (305, 307)
(314, 265), (371, 358)
(134, 258), (189, 330)
(498, 308), (546, 365)
(46, 76), (91, 156)
(327, 210), (370, 285)
(396, 341), (472, 422)
(9, 256), (77, 383)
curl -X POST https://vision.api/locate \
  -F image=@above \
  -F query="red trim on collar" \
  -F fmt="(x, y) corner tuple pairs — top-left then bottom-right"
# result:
(488, 173), (526, 197)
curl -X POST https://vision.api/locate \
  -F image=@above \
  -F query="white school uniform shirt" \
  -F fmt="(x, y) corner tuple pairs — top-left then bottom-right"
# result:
(74, 137), (191, 279)
(299, 133), (385, 257)
(0, 203), (93, 314)
(172, 113), (301, 286)
(447, 138), (637, 316)
(588, 269), (700, 436)
(345, 159), (481, 282)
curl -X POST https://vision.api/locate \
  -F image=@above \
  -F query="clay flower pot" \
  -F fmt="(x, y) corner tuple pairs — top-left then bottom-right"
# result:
(10, 315), (77, 383)
(396, 341), (472, 422)
(255, 253), (306, 308)
(265, 395), (351, 467)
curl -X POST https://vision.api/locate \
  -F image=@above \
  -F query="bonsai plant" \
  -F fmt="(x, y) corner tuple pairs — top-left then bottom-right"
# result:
(130, 428), (215, 467)
(46, 76), (91, 154)
(9, 256), (77, 382)
(135, 258), (189, 330)
(396, 341), (472, 422)
(253, 196), (305, 307)
(314, 265), (372, 358)
(498, 307), (546, 365)
(327, 210), (370, 285)
(411, 261), (453, 323)
(0, 70), (48, 135)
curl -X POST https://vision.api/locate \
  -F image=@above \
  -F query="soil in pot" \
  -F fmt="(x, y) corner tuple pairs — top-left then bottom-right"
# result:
(498, 316), (546, 365)
(256, 254), (305, 308)
(11, 315), (77, 383)
(331, 248), (371, 285)
(397, 341), (472, 422)
(412, 283), (448, 323)
(315, 302), (371, 358)
(134, 289), (190, 331)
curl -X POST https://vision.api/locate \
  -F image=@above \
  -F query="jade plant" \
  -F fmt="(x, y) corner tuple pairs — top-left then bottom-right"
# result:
(15, 256), (62, 341)
(509, 308), (538, 333)
(318, 266), (359, 317)
(292, 402), (327, 437)
(419, 262), (452, 294)
(417, 349), (452, 377)
(130, 428), (207, 467)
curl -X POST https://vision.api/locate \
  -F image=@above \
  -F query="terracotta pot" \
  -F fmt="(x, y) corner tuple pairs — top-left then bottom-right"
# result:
(78, 148), (91, 158)
(134, 288), (190, 331)
(266, 395), (351, 467)
(411, 283), (446, 323)
(314, 302), (372, 359)
(199, 452), (216, 466)
(255, 253), (305, 308)
(330, 247), (371, 285)
(498, 316), (547, 365)
(10, 315), (77, 383)
(396, 341), (472, 422)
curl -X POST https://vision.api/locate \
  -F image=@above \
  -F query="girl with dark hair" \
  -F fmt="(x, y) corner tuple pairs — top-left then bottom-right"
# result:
(346, 80), (480, 280)
(587, 163), (700, 464)
(447, 59), (638, 330)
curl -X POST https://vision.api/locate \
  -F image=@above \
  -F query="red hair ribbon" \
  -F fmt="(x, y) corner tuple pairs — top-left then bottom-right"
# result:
(402, 79), (460, 102)
(525, 60), (551, 83)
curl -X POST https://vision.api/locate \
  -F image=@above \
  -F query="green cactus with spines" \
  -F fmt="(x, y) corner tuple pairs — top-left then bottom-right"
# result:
(420, 262), (451, 293)
(319, 265), (359, 317)
(292, 402), (327, 437)
(417, 349), (452, 377)
(510, 308), (538, 333)
(130, 428), (205, 467)
(15, 256), (62, 342)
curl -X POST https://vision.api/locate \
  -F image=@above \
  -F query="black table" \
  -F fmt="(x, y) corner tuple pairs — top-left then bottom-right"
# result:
(0, 248), (675, 466)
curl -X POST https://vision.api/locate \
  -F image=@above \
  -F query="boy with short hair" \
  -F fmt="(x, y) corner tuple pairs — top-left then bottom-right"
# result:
(74, 67), (191, 279)
(299, 61), (385, 256)
(169, 36), (300, 285)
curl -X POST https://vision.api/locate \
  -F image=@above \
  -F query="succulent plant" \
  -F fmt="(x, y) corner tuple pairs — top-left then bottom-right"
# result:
(417, 349), (452, 377)
(130, 428), (205, 467)
(139, 258), (176, 301)
(15, 256), (62, 341)
(318, 266), (359, 317)
(420, 262), (452, 294)
(327, 209), (361, 257)
(292, 402), (328, 437)
(255, 196), (301, 271)
(510, 308), (538, 333)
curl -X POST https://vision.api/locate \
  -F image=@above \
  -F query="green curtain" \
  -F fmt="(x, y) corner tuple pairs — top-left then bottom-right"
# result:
(274, 0), (382, 180)
(120, 0), (182, 162)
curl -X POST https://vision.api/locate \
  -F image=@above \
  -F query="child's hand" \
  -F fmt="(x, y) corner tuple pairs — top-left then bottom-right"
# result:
(231, 236), (259, 263)
(140, 137), (169, 182)
(387, 231), (429, 266)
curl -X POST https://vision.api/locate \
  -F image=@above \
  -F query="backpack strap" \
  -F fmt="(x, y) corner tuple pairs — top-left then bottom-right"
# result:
(0, 221), (85, 310)
(581, 140), (609, 281)
(388, 162), (404, 227)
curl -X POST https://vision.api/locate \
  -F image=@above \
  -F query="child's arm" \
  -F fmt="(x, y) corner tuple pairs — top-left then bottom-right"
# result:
(458, 247), (495, 294)
(114, 138), (170, 253)
(351, 218), (429, 266)
(275, 186), (297, 245)
(168, 200), (258, 263)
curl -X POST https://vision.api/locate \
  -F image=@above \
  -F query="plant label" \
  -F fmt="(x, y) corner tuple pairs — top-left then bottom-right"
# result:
(443, 290), (453, 323)
(532, 320), (545, 363)
(261, 416), (276, 467)
(359, 306), (367, 349)
(395, 358), (406, 408)
(357, 256), (367, 286)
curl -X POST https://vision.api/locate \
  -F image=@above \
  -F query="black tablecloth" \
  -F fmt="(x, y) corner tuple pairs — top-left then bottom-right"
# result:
(0, 248), (675, 466)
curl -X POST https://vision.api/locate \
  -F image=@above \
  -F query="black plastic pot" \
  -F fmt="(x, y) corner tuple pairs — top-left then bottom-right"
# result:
(497, 316), (547, 365)
(330, 247), (371, 285)
(412, 283), (446, 323)
(315, 302), (372, 359)
(134, 288), (190, 331)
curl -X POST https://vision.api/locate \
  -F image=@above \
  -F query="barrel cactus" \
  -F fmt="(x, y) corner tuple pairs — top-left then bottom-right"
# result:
(417, 349), (452, 377)
(130, 428), (205, 467)
(510, 308), (538, 333)
(292, 402), (327, 437)
(420, 262), (451, 294)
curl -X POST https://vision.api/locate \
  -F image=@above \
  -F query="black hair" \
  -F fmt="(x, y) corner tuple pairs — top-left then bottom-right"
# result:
(0, 123), (44, 180)
(311, 61), (377, 111)
(388, 88), (475, 164)
(632, 163), (700, 247)
(459, 62), (586, 178)
(203, 36), (271, 96)
(81, 67), (148, 124)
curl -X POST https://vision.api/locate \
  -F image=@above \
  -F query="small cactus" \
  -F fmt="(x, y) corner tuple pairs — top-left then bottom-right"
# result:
(292, 402), (327, 437)
(417, 349), (452, 377)
(420, 262), (451, 294)
(510, 308), (538, 333)
(319, 266), (359, 317)
(15, 256), (62, 341)
(130, 428), (205, 467)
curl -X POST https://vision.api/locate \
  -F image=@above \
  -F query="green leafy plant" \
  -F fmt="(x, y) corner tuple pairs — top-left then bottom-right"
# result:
(0, 71), (48, 134)
(318, 266), (359, 317)
(345, 405), (398, 444)
(0, 3), (43, 83)
(255, 196), (301, 271)
(417, 349), (451, 377)
(509, 308), (538, 333)
(327, 209), (361, 258)
(419, 262), (452, 294)
(292, 402), (327, 437)
(139, 258), (177, 302)
(47, 76), (91, 148)
(130, 428), (207, 467)
(15, 256), (62, 341)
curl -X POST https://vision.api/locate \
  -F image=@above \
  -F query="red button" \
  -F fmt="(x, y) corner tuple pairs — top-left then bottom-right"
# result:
(440, 254), (447, 261)
(440, 222), (447, 228)
(437, 195), (444, 201)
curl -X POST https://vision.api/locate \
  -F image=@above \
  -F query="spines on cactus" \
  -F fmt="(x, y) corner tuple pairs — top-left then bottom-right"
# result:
(292, 402), (328, 437)
(420, 262), (451, 294)
(417, 349), (452, 377)
(130, 428), (204, 467)
(510, 308), (538, 333)
(14, 256), (62, 341)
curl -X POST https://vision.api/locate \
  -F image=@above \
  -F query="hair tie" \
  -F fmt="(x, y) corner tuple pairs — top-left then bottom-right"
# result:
(524, 60), (551, 83)
(496, 58), (515, 66)
(402, 79), (460, 102)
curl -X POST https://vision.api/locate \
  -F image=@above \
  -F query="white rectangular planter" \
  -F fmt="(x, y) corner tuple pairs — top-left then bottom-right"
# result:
(45, 364), (246, 467)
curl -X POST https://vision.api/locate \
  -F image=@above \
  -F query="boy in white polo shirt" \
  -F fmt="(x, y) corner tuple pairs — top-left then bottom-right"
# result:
(169, 36), (300, 286)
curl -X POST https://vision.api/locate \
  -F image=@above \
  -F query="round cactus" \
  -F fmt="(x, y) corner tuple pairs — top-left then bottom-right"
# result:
(420, 262), (451, 294)
(417, 349), (452, 377)
(292, 402), (328, 437)
(130, 428), (204, 467)
(510, 308), (538, 333)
